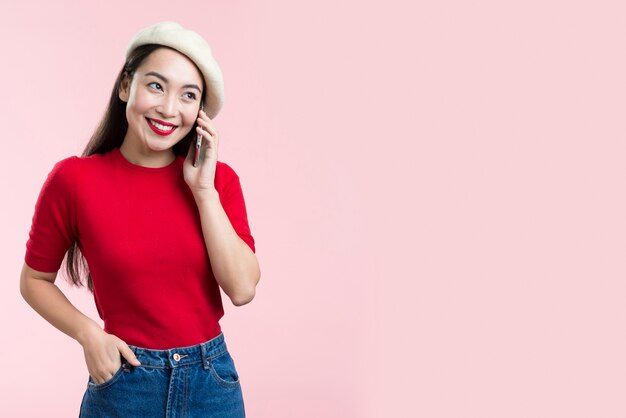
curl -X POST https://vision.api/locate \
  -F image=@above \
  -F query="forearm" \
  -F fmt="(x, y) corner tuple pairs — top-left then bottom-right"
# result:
(194, 190), (260, 306)
(20, 276), (101, 345)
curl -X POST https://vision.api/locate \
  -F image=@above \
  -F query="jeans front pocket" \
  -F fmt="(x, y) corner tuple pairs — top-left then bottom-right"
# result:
(207, 350), (241, 388)
(87, 359), (128, 391)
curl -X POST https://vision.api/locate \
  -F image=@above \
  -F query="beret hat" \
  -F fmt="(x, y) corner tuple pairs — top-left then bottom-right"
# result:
(125, 21), (224, 119)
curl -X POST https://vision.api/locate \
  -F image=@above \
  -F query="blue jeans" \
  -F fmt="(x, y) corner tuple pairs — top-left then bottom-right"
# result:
(79, 332), (245, 417)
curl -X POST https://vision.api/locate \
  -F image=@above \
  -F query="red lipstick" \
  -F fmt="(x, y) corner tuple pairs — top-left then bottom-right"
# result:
(146, 118), (177, 136)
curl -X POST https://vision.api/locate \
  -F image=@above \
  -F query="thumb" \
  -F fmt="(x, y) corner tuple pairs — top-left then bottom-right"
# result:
(118, 342), (141, 366)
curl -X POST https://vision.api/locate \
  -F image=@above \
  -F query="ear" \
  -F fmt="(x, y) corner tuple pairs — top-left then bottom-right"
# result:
(118, 72), (130, 103)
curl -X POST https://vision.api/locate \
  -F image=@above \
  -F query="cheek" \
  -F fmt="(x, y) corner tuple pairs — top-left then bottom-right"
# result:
(127, 86), (154, 113)
(127, 103), (148, 131)
(129, 95), (152, 116)
(183, 110), (198, 127)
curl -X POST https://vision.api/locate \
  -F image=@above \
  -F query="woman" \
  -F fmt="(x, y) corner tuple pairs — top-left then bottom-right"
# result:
(19, 21), (260, 417)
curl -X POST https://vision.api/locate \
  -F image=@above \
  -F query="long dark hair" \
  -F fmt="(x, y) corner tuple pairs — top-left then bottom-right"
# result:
(62, 44), (205, 293)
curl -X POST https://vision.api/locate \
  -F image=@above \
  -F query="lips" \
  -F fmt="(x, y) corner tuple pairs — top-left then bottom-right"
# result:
(146, 118), (178, 136)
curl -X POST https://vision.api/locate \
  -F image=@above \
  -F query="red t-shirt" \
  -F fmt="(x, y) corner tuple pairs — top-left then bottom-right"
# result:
(24, 147), (255, 349)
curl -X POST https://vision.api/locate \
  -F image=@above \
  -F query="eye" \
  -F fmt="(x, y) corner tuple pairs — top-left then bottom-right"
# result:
(184, 92), (197, 100)
(148, 81), (162, 91)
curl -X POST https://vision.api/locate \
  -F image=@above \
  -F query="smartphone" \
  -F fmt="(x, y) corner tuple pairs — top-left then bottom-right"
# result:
(193, 102), (204, 167)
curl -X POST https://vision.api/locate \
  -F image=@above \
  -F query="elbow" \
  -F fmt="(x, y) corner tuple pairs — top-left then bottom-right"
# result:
(231, 287), (256, 307)
(231, 273), (259, 307)
(230, 263), (260, 307)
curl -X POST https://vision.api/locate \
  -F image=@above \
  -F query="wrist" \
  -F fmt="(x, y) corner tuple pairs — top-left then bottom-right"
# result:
(75, 319), (102, 346)
(192, 188), (220, 204)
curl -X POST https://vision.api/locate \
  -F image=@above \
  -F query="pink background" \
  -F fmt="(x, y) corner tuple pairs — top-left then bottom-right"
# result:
(2, 0), (626, 416)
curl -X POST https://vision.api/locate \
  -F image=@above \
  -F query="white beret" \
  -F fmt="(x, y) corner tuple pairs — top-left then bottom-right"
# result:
(125, 21), (224, 119)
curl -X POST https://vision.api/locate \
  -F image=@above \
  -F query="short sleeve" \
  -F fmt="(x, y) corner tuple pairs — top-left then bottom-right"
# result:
(24, 157), (79, 272)
(216, 162), (256, 253)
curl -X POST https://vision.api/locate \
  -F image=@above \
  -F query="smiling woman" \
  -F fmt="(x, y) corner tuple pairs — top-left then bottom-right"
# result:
(20, 21), (259, 418)
(118, 47), (205, 165)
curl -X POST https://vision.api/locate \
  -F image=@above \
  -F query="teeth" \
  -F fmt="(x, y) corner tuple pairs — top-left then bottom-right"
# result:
(149, 119), (175, 131)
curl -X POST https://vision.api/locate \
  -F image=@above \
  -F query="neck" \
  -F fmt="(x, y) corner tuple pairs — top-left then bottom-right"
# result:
(119, 141), (176, 168)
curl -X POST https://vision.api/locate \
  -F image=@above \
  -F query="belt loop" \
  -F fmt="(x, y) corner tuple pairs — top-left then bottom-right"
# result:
(201, 341), (211, 370)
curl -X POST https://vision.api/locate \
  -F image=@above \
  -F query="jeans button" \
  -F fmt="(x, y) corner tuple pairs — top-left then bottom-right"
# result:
(173, 353), (181, 361)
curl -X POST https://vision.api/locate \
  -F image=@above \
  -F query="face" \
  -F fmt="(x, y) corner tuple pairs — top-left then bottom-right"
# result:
(118, 47), (203, 155)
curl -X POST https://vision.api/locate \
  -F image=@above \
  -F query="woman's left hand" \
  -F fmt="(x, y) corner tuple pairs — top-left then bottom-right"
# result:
(184, 109), (219, 198)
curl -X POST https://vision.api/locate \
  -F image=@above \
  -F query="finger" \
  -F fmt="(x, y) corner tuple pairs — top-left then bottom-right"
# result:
(197, 126), (215, 148)
(93, 365), (114, 385)
(199, 117), (219, 146)
(118, 343), (141, 366)
(197, 117), (218, 138)
(99, 371), (114, 384)
(197, 128), (217, 154)
(199, 108), (212, 121)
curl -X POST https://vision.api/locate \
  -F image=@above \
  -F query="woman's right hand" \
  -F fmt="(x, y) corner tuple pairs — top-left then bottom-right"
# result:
(79, 325), (141, 385)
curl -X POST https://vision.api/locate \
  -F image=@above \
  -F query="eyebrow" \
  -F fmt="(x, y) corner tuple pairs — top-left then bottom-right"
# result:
(144, 71), (202, 93)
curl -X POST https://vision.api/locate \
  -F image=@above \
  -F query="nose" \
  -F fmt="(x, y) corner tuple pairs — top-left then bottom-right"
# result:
(156, 94), (178, 119)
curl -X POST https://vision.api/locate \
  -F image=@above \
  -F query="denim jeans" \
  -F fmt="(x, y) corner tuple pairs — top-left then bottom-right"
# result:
(79, 332), (245, 418)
